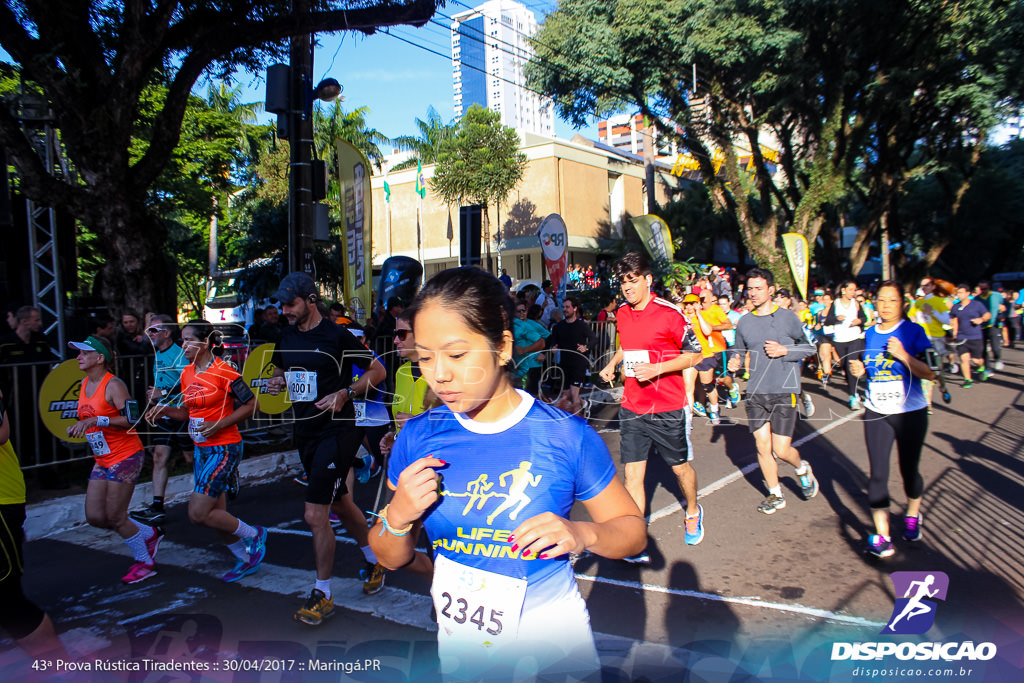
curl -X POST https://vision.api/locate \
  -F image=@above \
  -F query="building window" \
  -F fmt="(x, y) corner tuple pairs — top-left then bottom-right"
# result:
(516, 254), (532, 281)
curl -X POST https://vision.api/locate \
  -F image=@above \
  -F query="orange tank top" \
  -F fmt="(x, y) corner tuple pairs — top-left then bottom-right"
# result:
(76, 373), (144, 468)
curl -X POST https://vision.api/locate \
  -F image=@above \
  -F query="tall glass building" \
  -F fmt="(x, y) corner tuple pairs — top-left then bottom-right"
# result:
(450, 0), (555, 136)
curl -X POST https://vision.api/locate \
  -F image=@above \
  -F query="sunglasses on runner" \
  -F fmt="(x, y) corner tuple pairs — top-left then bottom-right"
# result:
(146, 327), (167, 334)
(394, 329), (412, 340)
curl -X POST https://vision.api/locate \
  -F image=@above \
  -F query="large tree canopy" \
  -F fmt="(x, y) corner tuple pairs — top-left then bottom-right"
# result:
(0, 0), (440, 315)
(527, 0), (1024, 284)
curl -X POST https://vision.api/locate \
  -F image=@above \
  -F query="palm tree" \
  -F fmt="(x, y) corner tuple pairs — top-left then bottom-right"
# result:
(390, 106), (456, 170)
(313, 102), (390, 174)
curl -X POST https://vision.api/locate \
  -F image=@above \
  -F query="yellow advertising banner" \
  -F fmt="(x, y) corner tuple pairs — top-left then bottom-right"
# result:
(630, 215), (675, 263)
(242, 343), (290, 415)
(38, 360), (86, 442)
(781, 232), (809, 300)
(338, 138), (373, 322)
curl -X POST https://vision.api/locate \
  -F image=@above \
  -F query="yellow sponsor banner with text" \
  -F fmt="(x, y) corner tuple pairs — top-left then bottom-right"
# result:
(242, 343), (290, 415)
(782, 233), (809, 300)
(38, 360), (86, 442)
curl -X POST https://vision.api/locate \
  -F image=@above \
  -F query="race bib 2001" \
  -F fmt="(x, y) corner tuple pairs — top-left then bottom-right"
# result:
(285, 371), (318, 402)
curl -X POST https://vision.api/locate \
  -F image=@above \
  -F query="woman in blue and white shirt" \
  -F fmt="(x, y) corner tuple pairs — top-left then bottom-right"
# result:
(850, 281), (935, 559)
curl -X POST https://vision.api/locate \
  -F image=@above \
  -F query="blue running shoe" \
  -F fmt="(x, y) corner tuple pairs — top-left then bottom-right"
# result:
(244, 526), (268, 569)
(223, 559), (257, 583)
(866, 535), (895, 558)
(622, 551), (650, 565)
(355, 451), (378, 485)
(684, 504), (705, 545)
(692, 402), (707, 418)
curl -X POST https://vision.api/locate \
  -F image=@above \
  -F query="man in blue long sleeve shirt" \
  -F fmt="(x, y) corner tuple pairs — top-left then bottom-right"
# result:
(728, 268), (820, 515)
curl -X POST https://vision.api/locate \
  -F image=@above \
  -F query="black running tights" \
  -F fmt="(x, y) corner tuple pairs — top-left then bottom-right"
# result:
(833, 338), (865, 397)
(864, 408), (928, 510)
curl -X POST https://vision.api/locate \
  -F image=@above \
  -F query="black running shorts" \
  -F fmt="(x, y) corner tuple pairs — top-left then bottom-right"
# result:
(619, 407), (692, 466)
(695, 353), (722, 373)
(958, 338), (983, 360)
(743, 393), (798, 436)
(295, 427), (364, 505)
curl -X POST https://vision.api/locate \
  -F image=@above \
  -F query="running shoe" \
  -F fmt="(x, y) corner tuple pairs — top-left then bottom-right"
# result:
(709, 410), (720, 426)
(927, 406), (933, 415)
(360, 562), (386, 595)
(293, 589), (335, 625)
(222, 558), (257, 583)
(130, 503), (168, 527)
(144, 526), (165, 563)
(355, 451), (379, 485)
(757, 494), (787, 515)
(684, 504), (705, 546)
(903, 513), (923, 542)
(692, 402), (707, 418)
(728, 385), (741, 405)
(979, 368), (991, 382)
(949, 363), (960, 375)
(741, 370), (749, 380)
(994, 361), (1005, 371)
(801, 393), (815, 418)
(796, 461), (819, 500)
(294, 472), (309, 486)
(122, 561), (158, 584)
(849, 395), (862, 411)
(622, 551), (650, 565)
(821, 374), (830, 387)
(962, 380), (973, 388)
(329, 511), (341, 524)
(866, 534), (895, 558)
(244, 526), (268, 570)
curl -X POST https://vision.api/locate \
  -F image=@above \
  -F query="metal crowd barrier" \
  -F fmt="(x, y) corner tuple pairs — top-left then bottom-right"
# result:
(3, 320), (620, 472)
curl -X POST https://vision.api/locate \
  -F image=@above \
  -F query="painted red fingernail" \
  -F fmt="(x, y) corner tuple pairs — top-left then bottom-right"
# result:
(507, 535), (515, 543)
(510, 544), (518, 553)
(538, 553), (547, 559)
(437, 459), (447, 465)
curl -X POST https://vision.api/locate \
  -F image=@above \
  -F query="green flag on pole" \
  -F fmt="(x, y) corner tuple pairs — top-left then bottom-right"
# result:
(415, 159), (426, 199)
(383, 181), (391, 203)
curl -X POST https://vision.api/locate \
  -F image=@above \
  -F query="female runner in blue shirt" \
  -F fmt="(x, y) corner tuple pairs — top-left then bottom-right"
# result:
(369, 267), (644, 681)
(850, 281), (935, 559)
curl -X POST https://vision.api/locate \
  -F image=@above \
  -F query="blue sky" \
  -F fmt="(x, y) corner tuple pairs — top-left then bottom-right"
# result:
(232, 1), (601, 151)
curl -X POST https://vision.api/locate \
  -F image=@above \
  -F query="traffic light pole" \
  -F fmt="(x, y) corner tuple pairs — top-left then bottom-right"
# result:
(288, 0), (315, 276)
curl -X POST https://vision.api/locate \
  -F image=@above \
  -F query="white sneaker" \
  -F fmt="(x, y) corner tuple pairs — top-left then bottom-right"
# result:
(994, 361), (1005, 371)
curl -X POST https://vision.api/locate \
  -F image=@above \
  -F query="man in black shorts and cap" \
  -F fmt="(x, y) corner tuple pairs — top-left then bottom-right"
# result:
(728, 268), (820, 514)
(265, 272), (387, 625)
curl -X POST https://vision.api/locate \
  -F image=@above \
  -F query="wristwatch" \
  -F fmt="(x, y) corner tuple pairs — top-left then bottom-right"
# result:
(345, 386), (356, 400)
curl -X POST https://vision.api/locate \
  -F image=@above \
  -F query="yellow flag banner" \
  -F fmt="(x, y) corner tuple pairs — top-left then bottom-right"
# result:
(781, 233), (809, 300)
(338, 138), (373, 322)
(630, 215), (675, 263)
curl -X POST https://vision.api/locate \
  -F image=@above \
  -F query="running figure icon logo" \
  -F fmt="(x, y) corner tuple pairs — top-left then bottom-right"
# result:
(881, 571), (950, 635)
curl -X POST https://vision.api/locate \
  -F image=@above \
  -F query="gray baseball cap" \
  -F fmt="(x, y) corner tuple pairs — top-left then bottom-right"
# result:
(272, 272), (317, 303)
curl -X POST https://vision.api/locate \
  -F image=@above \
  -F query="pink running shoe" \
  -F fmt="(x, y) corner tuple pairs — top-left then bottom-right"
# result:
(122, 561), (158, 584)
(145, 527), (165, 563)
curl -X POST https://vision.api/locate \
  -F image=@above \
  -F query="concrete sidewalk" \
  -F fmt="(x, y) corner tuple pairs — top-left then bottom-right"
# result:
(25, 449), (302, 541)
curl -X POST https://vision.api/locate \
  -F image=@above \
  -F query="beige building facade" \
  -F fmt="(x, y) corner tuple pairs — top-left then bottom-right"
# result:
(371, 132), (672, 286)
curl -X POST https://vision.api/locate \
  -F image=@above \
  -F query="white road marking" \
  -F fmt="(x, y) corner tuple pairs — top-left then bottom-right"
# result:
(574, 574), (884, 628)
(647, 409), (864, 524)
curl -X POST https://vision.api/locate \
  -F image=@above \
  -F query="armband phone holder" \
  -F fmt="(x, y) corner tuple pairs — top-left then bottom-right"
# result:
(123, 400), (141, 423)
(230, 377), (256, 404)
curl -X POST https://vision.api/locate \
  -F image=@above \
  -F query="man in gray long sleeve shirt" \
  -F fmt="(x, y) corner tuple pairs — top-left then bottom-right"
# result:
(728, 268), (820, 515)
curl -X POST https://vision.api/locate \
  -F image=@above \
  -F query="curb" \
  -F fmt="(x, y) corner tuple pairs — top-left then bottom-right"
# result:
(25, 449), (302, 541)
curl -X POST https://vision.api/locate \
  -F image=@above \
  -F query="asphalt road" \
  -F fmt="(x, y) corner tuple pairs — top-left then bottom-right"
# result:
(3, 349), (1023, 682)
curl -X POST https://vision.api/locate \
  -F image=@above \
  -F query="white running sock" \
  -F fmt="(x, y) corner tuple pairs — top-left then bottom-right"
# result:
(315, 578), (332, 599)
(131, 519), (156, 541)
(124, 530), (151, 562)
(361, 545), (378, 564)
(227, 540), (249, 562)
(795, 461), (808, 476)
(768, 485), (782, 498)
(233, 519), (257, 540)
